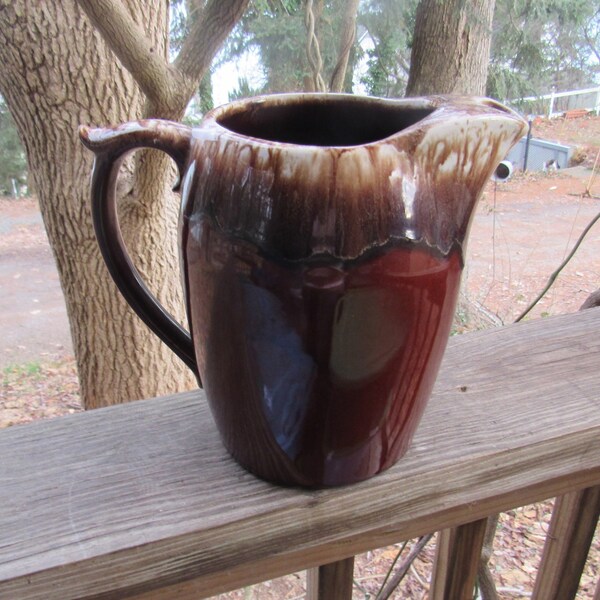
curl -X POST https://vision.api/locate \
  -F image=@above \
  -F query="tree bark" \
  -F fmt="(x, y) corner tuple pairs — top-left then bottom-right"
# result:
(0, 1), (182, 408)
(405, 0), (495, 96)
(0, 0), (248, 408)
(329, 0), (360, 93)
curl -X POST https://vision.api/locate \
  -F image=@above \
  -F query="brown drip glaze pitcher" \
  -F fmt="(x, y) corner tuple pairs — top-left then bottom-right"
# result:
(80, 94), (525, 487)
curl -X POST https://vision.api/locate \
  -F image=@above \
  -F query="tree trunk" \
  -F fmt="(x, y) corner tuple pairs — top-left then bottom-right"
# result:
(1, 0), (249, 408)
(405, 0), (495, 96)
(329, 0), (360, 92)
(0, 1), (196, 408)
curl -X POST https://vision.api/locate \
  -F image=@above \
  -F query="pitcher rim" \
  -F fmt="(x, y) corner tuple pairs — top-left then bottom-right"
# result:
(200, 92), (524, 151)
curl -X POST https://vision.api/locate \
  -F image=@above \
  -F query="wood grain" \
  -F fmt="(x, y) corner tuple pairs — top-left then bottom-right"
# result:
(306, 557), (355, 600)
(430, 518), (487, 599)
(532, 485), (600, 599)
(1, 308), (600, 599)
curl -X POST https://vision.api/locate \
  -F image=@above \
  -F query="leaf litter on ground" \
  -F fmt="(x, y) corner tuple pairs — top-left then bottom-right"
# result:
(1, 355), (81, 428)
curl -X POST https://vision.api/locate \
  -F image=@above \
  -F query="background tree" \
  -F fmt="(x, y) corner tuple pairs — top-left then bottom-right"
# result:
(170, 0), (216, 115)
(488, 0), (600, 101)
(406, 0), (496, 96)
(358, 0), (418, 97)
(213, 0), (599, 107)
(221, 0), (359, 96)
(0, 0), (249, 409)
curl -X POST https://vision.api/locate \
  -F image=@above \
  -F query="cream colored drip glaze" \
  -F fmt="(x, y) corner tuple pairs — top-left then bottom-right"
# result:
(187, 98), (525, 261)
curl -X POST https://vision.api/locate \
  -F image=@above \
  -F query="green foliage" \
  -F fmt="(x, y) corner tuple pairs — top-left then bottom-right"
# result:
(169, 0), (193, 54)
(0, 98), (27, 196)
(198, 73), (214, 114)
(221, 0), (357, 96)
(358, 0), (418, 97)
(487, 0), (600, 100)
(358, 0), (600, 101)
(228, 77), (264, 101)
(2, 362), (42, 384)
(169, 0), (600, 111)
(8, 362), (42, 376)
(222, 0), (305, 94)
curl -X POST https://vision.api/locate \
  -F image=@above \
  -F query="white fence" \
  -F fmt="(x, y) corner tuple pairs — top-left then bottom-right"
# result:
(509, 85), (600, 118)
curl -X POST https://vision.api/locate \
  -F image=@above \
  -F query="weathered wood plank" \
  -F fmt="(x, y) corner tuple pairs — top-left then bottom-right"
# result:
(306, 557), (355, 600)
(532, 485), (600, 600)
(430, 518), (487, 600)
(1, 309), (599, 599)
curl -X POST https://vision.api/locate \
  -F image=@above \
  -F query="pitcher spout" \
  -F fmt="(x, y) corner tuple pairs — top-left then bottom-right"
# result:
(394, 96), (527, 256)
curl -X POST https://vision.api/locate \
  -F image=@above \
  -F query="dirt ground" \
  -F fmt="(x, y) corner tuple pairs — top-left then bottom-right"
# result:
(0, 198), (72, 368)
(1, 114), (600, 597)
(465, 167), (600, 325)
(533, 113), (600, 168)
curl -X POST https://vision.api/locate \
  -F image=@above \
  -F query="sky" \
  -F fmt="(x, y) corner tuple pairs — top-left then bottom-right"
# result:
(211, 48), (265, 107)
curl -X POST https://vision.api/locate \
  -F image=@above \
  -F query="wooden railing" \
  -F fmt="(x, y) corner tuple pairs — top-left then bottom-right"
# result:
(1, 308), (599, 599)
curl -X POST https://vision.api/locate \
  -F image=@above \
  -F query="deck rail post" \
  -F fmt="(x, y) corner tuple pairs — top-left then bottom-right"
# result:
(429, 518), (488, 600)
(532, 484), (600, 599)
(306, 557), (355, 600)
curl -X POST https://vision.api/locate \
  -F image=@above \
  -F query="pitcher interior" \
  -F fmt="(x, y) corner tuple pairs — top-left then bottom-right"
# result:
(215, 96), (435, 147)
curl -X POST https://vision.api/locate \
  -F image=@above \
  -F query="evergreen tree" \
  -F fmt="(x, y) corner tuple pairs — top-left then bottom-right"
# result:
(488, 0), (600, 100)
(358, 0), (417, 97)
(222, 0), (357, 95)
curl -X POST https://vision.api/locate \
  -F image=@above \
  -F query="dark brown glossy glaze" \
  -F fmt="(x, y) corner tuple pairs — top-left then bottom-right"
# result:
(183, 221), (462, 486)
(176, 94), (526, 486)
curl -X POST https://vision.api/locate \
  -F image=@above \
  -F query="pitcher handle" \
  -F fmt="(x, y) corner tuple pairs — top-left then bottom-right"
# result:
(79, 120), (199, 379)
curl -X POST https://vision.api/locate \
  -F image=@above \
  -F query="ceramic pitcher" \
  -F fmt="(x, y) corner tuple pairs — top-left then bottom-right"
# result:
(80, 94), (526, 487)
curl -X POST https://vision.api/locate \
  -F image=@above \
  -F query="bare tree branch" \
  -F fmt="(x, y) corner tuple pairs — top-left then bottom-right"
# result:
(305, 0), (327, 92)
(174, 0), (251, 87)
(376, 534), (434, 599)
(584, 28), (600, 65)
(77, 0), (250, 115)
(397, 54), (411, 79)
(515, 209), (600, 322)
(583, 9), (600, 65)
(329, 0), (360, 92)
(76, 0), (185, 109)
